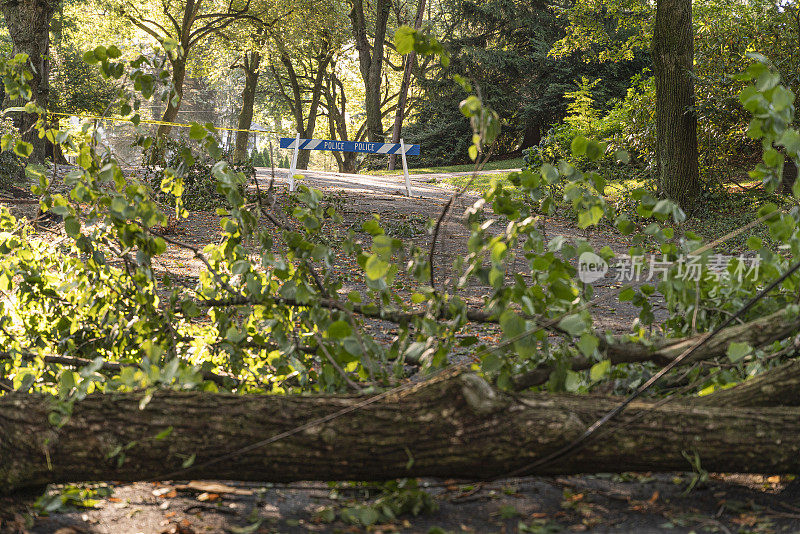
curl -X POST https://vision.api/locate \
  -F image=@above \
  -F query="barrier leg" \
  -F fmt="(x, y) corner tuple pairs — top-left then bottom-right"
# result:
(289, 132), (300, 192)
(400, 138), (411, 197)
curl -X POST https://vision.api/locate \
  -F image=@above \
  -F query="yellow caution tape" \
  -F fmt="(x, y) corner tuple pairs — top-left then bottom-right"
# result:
(48, 111), (282, 135)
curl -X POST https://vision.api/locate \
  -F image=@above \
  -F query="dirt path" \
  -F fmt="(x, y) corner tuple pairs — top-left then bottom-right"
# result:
(6, 474), (800, 533)
(254, 166), (518, 200)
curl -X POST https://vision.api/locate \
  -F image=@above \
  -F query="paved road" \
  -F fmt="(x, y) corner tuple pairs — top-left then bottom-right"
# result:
(254, 167), (516, 201)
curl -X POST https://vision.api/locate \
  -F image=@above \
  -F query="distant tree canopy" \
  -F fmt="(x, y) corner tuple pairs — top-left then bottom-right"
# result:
(404, 0), (648, 166)
(0, 0), (797, 199)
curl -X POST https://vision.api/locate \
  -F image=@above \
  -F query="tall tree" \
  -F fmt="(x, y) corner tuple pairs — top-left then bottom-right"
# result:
(550, 0), (701, 209)
(119, 0), (264, 139)
(322, 61), (358, 173)
(406, 0), (645, 166)
(266, 34), (334, 169)
(651, 0), (699, 209)
(388, 0), (425, 170)
(230, 11), (290, 163)
(232, 42), (263, 163)
(0, 0), (58, 162)
(349, 0), (392, 142)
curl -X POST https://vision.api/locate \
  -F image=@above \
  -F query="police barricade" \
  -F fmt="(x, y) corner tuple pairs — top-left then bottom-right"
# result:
(279, 135), (421, 196)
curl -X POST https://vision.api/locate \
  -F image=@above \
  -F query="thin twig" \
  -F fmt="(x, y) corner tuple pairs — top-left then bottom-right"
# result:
(313, 332), (364, 392)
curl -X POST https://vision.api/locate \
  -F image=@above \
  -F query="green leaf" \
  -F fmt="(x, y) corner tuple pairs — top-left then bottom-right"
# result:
(578, 206), (604, 229)
(362, 217), (384, 236)
(189, 122), (205, 140)
(726, 342), (752, 363)
(499, 310), (525, 339)
(231, 260), (250, 275)
(394, 26), (416, 54)
(746, 236), (763, 250)
(364, 255), (390, 281)
(491, 242), (507, 263)
(93, 45), (107, 61)
(58, 371), (77, 399)
(540, 163), (558, 183)
(585, 140), (604, 161)
(778, 129), (800, 155)
(576, 333), (599, 357)
(571, 136), (588, 157)
(372, 234), (394, 261)
(564, 370), (581, 392)
(155, 427), (174, 440)
(327, 320), (352, 339)
(107, 45), (122, 59)
(619, 287), (636, 301)
(558, 314), (585, 336)
(481, 351), (503, 373)
(589, 359), (611, 382)
(13, 141), (32, 157)
(64, 216), (81, 237)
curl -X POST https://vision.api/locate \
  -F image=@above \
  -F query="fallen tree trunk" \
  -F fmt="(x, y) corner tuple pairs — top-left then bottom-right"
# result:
(3, 373), (800, 493)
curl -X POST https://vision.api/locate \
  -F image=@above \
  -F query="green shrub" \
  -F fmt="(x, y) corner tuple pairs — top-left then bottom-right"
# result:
(0, 117), (25, 192)
(142, 135), (253, 211)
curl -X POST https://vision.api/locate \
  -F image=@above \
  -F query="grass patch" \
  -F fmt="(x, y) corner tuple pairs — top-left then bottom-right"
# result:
(372, 157), (524, 176)
(681, 184), (792, 254)
(441, 173), (515, 193)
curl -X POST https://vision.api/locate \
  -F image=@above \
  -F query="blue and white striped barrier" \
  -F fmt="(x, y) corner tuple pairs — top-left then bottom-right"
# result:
(279, 137), (421, 156)
(280, 133), (420, 196)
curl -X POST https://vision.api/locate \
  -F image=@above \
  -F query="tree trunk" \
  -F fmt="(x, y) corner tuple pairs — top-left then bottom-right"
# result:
(780, 157), (798, 195)
(297, 54), (330, 170)
(156, 58), (187, 139)
(652, 0), (700, 211)
(234, 51), (261, 164)
(0, 0), (57, 163)
(520, 123), (541, 150)
(388, 0), (426, 170)
(324, 67), (359, 173)
(350, 0), (391, 142)
(278, 50), (330, 170)
(3, 373), (800, 493)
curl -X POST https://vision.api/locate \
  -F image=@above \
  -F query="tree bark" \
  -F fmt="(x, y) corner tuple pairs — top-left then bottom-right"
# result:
(388, 0), (426, 170)
(233, 51), (262, 164)
(652, 0), (700, 210)
(3, 373), (800, 493)
(0, 0), (57, 163)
